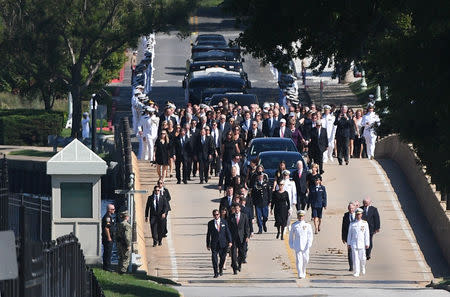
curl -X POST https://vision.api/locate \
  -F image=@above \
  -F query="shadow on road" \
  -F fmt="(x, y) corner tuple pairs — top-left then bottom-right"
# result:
(378, 159), (449, 277)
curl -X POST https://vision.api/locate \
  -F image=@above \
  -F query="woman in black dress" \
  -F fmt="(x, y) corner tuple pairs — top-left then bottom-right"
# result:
(154, 130), (170, 181)
(272, 161), (287, 191)
(270, 181), (290, 240)
(221, 131), (240, 167)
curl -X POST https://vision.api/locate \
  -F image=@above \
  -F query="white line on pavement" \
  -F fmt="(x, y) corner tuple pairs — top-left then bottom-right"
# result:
(369, 160), (431, 281)
(155, 80), (169, 83)
(166, 211), (178, 281)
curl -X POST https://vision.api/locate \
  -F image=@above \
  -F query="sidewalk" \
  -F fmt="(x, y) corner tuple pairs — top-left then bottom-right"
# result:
(292, 58), (361, 108)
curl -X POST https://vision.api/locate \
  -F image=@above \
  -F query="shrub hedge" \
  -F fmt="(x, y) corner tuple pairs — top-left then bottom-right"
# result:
(0, 109), (65, 146)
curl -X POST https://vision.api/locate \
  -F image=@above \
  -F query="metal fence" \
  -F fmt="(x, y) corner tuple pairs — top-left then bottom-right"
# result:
(0, 156), (105, 297)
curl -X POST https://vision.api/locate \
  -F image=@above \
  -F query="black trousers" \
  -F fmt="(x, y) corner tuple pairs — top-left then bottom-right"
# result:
(336, 136), (350, 164)
(176, 157), (191, 182)
(192, 158), (198, 176)
(309, 150), (324, 173)
(366, 232), (374, 257)
(211, 148), (221, 175)
(150, 219), (166, 244)
(211, 247), (228, 274)
(198, 158), (210, 182)
(102, 241), (113, 270)
(296, 193), (307, 210)
(231, 241), (245, 271)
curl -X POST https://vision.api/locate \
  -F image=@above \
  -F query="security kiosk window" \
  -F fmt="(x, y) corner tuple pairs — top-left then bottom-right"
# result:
(61, 182), (93, 218)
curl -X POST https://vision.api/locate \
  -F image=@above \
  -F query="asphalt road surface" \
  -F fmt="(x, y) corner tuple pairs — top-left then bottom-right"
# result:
(143, 8), (449, 297)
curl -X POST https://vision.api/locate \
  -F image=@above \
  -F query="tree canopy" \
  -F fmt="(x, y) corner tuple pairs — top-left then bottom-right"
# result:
(0, 0), (196, 136)
(224, 0), (450, 194)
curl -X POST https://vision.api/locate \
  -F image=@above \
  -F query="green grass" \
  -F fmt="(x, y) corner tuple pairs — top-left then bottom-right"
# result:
(348, 78), (377, 105)
(92, 268), (180, 297)
(9, 149), (56, 158)
(0, 92), (68, 111)
(197, 0), (223, 7)
(61, 128), (113, 138)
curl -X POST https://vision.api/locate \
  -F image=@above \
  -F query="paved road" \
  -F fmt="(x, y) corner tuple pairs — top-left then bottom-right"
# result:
(140, 8), (449, 297)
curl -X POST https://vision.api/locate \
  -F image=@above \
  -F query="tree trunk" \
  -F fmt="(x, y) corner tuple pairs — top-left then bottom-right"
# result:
(41, 88), (52, 111)
(70, 65), (83, 138)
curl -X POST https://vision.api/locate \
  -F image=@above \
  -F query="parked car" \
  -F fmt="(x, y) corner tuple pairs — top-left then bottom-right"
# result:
(191, 50), (242, 62)
(258, 151), (307, 184)
(243, 138), (297, 175)
(206, 93), (257, 107)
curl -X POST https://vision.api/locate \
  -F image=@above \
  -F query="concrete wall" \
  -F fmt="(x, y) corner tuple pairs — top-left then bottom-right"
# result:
(131, 153), (149, 273)
(375, 134), (450, 265)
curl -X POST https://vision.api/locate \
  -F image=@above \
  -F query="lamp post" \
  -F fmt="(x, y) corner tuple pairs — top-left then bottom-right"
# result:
(376, 85), (382, 101)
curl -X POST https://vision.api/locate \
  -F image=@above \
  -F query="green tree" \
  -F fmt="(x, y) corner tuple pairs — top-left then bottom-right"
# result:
(0, 0), (195, 136)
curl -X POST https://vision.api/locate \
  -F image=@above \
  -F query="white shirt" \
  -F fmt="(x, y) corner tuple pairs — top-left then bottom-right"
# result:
(361, 112), (380, 137)
(321, 113), (336, 142)
(215, 219), (221, 231)
(289, 220), (313, 252)
(153, 195), (159, 210)
(347, 219), (370, 249)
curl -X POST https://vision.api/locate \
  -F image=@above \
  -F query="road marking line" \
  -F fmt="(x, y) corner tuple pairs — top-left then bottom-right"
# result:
(155, 80), (168, 83)
(167, 212), (178, 281)
(369, 160), (431, 281)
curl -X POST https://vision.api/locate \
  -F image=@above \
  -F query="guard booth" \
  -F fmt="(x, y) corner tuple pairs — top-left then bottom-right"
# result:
(47, 139), (107, 264)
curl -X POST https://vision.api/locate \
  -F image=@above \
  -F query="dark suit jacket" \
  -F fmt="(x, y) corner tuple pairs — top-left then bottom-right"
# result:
(292, 169), (307, 195)
(159, 115), (177, 131)
(160, 187), (171, 211)
(229, 212), (250, 244)
(341, 211), (355, 242)
(219, 196), (233, 213)
(362, 206), (380, 234)
(273, 126), (292, 138)
(246, 129), (263, 145)
(145, 194), (168, 224)
(174, 135), (192, 160)
(210, 129), (222, 150)
(196, 135), (214, 160)
(218, 122), (231, 140)
(262, 118), (279, 137)
(309, 127), (328, 153)
(241, 119), (252, 132)
(334, 115), (352, 139)
(206, 219), (232, 250)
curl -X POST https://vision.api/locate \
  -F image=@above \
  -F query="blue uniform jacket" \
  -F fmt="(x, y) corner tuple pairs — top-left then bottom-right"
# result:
(308, 185), (327, 208)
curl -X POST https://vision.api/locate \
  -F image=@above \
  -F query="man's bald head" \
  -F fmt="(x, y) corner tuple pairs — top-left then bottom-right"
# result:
(363, 197), (371, 206)
(107, 204), (115, 214)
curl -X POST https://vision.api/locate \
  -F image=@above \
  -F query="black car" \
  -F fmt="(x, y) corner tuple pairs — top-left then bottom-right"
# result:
(194, 34), (226, 46)
(258, 151), (307, 184)
(187, 61), (244, 74)
(184, 71), (248, 104)
(207, 93), (257, 107)
(191, 45), (241, 56)
(191, 50), (242, 62)
(243, 138), (297, 175)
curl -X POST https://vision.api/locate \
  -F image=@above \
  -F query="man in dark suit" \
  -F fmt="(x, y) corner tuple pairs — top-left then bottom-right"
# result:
(145, 186), (169, 246)
(308, 120), (328, 174)
(273, 118), (293, 138)
(246, 121), (263, 147)
(218, 114), (231, 141)
(158, 180), (171, 238)
(292, 160), (308, 210)
(362, 197), (380, 260)
(196, 128), (214, 184)
(219, 186), (234, 213)
(334, 106), (353, 165)
(228, 203), (250, 274)
(206, 209), (232, 278)
(240, 196), (253, 263)
(190, 119), (200, 178)
(341, 202), (356, 271)
(262, 110), (279, 137)
(241, 111), (252, 132)
(174, 127), (192, 184)
(158, 105), (177, 132)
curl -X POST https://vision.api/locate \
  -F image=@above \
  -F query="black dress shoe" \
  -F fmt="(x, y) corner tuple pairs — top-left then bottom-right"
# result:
(345, 161), (349, 165)
(276, 232), (280, 239)
(233, 270), (238, 275)
(152, 243), (157, 247)
(177, 181), (181, 184)
(183, 180), (187, 184)
(238, 265), (241, 271)
(366, 256), (371, 260)
(242, 260), (247, 264)
(349, 268), (353, 271)
(214, 273), (219, 278)
(158, 241), (162, 246)
(339, 162), (343, 165)
(257, 230), (262, 234)
(205, 179), (208, 183)
(320, 170), (325, 174)
(280, 235), (284, 240)
(199, 181), (204, 184)
(263, 223), (267, 232)
(219, 269), (223, 276)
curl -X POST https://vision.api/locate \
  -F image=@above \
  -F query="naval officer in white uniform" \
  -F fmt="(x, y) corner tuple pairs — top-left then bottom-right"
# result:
(347, 208), (370, 277)
(289, 210), (313, 279)
(361, 103), (380, 160)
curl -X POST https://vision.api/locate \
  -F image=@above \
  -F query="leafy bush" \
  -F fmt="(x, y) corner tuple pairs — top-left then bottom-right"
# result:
(0, 109), (65, 145)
